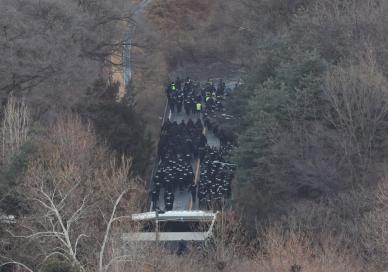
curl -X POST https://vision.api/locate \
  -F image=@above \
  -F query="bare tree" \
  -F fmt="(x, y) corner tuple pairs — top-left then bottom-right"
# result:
(323, 52), (388, 182)
(1, 94), (30, 166)
(0, 0), (135, 114)
(1, 116), (145, 272)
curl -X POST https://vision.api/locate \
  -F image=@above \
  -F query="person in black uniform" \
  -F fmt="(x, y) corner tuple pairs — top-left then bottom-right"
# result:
(151, 189), (159, 210)
(189, 183), (197, 203)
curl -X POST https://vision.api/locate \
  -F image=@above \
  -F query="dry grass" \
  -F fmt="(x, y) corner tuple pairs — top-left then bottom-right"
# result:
(361, 181), (388, 270)
(253, 229), (363, 272)
(110, 225), (364, 272)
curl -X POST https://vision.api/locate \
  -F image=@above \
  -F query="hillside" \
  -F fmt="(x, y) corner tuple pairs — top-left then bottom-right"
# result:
(1, 0), (388, 272)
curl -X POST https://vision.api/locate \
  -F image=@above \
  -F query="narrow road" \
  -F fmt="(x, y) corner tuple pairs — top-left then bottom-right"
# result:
(170, 110), (220, 210)
(149, 81), (239, 214)
(149, 80), (239, 212)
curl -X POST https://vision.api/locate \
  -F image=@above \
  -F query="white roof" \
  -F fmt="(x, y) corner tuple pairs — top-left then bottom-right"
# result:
(0, 214), (16, 224)
(131, 210), (217, 222)
(123, 232), (210, 241)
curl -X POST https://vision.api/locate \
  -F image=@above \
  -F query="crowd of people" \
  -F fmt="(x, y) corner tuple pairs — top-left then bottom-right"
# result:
(151, 118), (206, 211)
(150, 77), (236, 211)
(198, 145), (235, 210)
(166, 77), (227, 116)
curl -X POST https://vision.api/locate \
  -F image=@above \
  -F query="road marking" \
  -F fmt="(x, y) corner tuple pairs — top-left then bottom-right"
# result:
(189, 125), (208, 210)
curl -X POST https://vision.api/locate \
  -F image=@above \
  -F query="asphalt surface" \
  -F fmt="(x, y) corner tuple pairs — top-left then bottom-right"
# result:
(150, 79), (239, 212)
(156, 109), (220, 211)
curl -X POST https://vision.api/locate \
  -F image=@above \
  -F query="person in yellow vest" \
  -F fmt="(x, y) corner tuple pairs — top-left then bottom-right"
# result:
(171, 82), (177, 92)
(195, 102), (202, 115)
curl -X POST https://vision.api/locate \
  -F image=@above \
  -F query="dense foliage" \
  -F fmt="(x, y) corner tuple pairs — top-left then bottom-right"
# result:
(229, 0), (388, 267)
(83, 100), (153, 176)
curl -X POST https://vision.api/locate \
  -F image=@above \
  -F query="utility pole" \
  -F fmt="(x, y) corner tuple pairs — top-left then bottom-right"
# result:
(155, 209), (159, 242)
(155, 209), (165, 242)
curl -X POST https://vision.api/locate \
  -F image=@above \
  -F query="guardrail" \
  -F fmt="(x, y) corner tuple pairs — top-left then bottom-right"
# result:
(147, 98), (170, 211)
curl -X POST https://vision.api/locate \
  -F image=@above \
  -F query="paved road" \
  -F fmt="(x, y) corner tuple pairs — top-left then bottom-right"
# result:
(170, 108), (220, 148)
(154, 108), (220, 211)
(150, 80), (239, 212)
